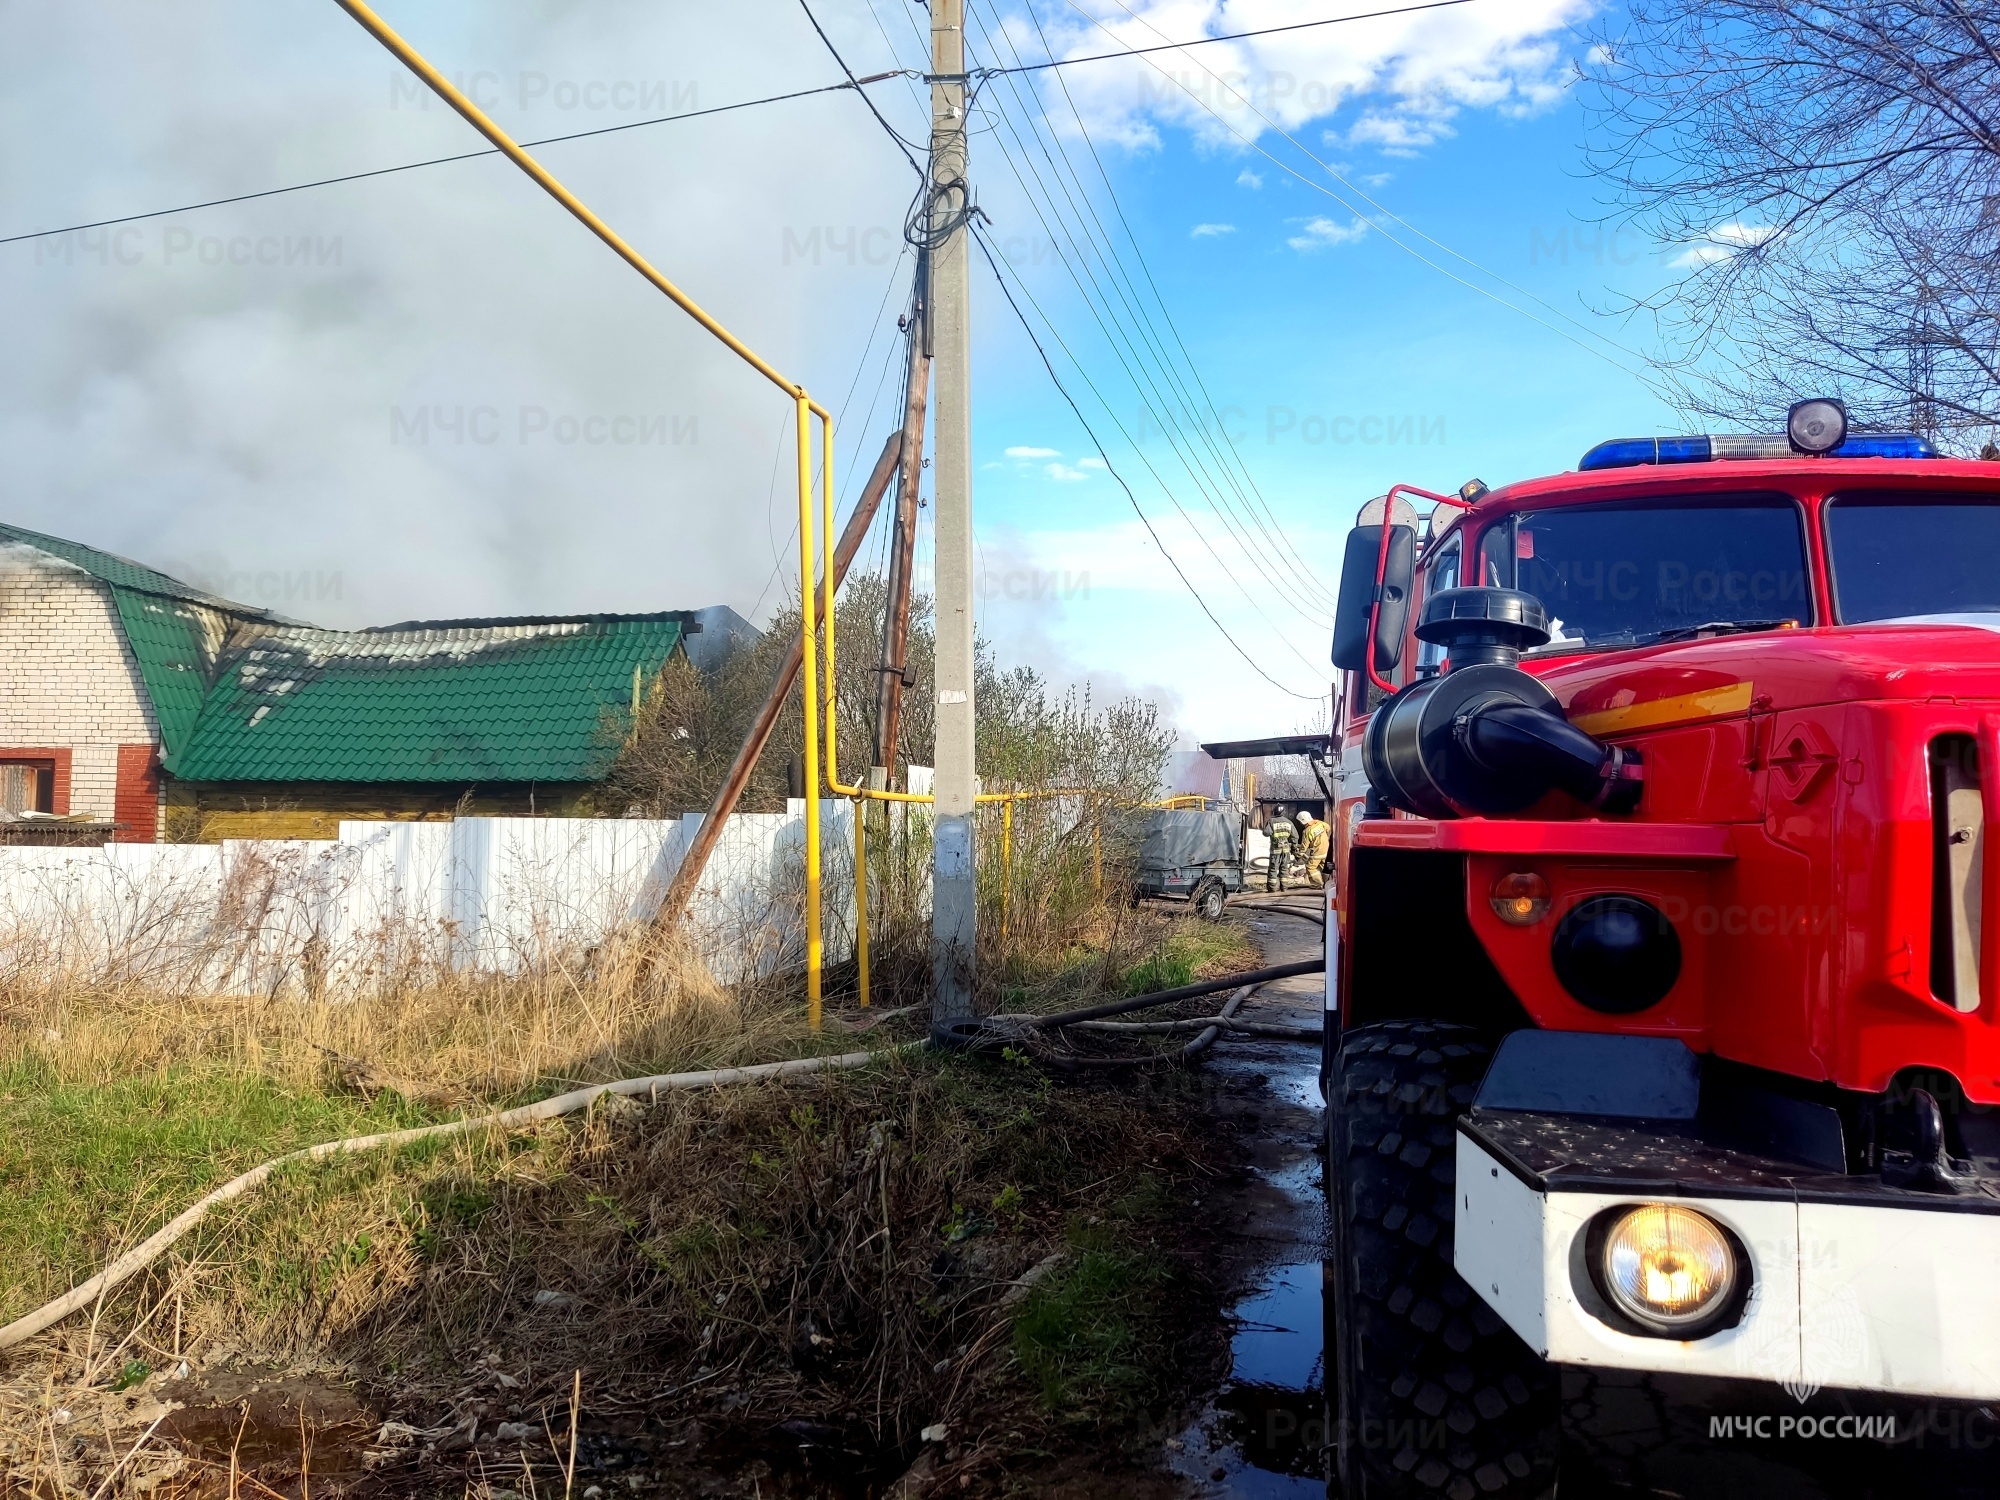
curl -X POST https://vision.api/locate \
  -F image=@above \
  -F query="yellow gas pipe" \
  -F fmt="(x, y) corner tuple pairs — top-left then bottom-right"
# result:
(330, 0), (835, 1026)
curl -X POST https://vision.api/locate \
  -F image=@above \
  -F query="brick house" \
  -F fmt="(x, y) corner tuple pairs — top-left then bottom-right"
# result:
(0, 522), (746, 841)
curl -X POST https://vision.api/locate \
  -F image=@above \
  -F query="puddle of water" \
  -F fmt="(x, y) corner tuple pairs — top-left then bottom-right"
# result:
(1228, 1263), (1324, 1391)
(1173, 1261), (1330, 1497)
(1172, 938), (1331, 1497)
(1233, 1043), (1326, 1112)
(1259, 1155), (1323, 1203)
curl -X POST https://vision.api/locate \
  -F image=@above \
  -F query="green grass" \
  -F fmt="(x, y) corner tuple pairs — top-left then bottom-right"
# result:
(1011, 1244), (1171, 1415)
(0, 1052), (438, 1322)
(1119, 921), (1256, 995)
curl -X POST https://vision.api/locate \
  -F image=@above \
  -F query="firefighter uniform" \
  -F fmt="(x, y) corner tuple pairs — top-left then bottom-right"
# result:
(1299, 813), (1330, 885)
(1266, 810), (1296, 890)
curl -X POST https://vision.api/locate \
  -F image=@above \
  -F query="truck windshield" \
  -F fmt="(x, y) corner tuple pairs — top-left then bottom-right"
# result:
(1507, 497), (1809, 647)
(1826, 491), (2000, 623)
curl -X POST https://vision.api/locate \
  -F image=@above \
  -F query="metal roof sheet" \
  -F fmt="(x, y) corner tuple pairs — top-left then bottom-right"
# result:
(166, 614), (689, 784)
(1, 520), (702, 784)
(0, 521), (268, 615)
(0, 524), (265, 754)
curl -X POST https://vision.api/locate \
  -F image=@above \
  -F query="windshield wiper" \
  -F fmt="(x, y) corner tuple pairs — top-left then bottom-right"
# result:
(1641, 617), (1797, 645)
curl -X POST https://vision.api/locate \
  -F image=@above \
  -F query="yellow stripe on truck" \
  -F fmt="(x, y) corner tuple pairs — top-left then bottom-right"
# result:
(1568, 680), (1754, 737)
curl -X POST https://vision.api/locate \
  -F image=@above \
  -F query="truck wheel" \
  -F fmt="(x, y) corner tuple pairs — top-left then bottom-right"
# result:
(1329, 1020), (1558, 1498)
(1191, 876), (1227, 921)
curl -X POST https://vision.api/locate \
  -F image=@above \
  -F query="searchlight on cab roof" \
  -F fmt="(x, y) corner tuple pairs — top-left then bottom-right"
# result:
(1579, 397), (1937, 471)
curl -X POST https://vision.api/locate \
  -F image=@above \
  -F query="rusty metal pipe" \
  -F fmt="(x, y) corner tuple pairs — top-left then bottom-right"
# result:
(653, 431), (903, 937)
(875, 268), (931, 775)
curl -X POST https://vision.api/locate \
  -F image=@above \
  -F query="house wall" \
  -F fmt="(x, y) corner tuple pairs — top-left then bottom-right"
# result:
(0, 557), (160, 835)
(163, 780), (598, 841)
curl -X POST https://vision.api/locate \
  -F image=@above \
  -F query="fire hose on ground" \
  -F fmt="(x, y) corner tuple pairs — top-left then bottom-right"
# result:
(0, 1051), (891, 1354)
(0, 958), (1323, 1354)
(932, 956), (1327, 1065)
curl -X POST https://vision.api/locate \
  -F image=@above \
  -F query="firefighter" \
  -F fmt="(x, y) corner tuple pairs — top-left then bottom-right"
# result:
(1266, 805), (1296, 890)
(1297, 808), (1329, 886)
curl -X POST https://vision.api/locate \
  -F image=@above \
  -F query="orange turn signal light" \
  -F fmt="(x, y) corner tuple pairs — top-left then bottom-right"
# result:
(1490, 871), (1551, 926)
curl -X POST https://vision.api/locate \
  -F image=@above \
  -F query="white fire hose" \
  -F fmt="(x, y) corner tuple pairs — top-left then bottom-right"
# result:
(0, 1049), (890, 1353)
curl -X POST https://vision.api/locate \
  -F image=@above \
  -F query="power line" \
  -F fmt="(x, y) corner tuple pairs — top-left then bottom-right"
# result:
(984, 0), (1480, 76)
(973, 223), (1325, 703)
(795, 0), (928, 176)
(978, 3), (1342, 620)
(748, 250), (916, 622)
(972, 59), (1339, 666)
(1, 75), (914, 248)
(967, 6), (1342, 669)
(1013, 0), (1329, 603)
(966, 12), (1330, 653)
(862, 0), (942, 129)
(0, 3), (1482, 250)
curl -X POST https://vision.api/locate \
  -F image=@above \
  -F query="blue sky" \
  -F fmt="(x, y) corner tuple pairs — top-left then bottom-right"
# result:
(0, 0), (1717, 747)
(822, 0), (1700, 739)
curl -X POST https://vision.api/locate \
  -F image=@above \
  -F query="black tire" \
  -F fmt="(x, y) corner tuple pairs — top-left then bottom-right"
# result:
(1329, 1020), (1558, 1499)
(1191, 876), (1227, 921)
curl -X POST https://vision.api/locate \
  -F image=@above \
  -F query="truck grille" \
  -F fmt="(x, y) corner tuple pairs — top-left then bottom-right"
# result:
(1930, 734), (1983, 1012)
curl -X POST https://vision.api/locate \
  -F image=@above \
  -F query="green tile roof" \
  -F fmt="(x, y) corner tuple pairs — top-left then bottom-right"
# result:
(0, 521), (261, 613)
(1, 520), (700, 785)
(166, 614), (688, 784)
(0, 522), (269, 755)
(110, 592), (228, 755)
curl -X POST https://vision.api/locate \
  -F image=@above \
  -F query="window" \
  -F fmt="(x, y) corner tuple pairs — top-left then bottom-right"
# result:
(1825, 491), (2000, 623)
(1506, 496), (1809, 648)
(1416, 534), (1462, 676)
(0, 761), (54, 815)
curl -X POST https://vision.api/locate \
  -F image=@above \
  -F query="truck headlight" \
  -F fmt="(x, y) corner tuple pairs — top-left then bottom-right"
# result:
(1600, 1204), (1737, 1333)
(1551, 894), (1680, 1013)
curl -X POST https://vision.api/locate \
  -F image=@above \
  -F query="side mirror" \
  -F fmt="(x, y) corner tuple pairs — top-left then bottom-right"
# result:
(1330, 523), (1415, 675)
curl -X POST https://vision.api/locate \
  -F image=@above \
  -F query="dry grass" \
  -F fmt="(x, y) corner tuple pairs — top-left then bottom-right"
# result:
(10, 931), (792, 1104)
(0, 924), (837, 1330)
(0, 1049), (1232, 1498)
(0, 888), (1250, 1497)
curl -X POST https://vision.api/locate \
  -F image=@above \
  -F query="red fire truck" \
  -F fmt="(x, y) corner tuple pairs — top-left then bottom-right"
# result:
(1323, 401), (2000, 1496)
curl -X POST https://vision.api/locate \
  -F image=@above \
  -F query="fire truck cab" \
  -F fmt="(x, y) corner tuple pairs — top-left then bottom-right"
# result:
(1323, 406), (2000, 1496)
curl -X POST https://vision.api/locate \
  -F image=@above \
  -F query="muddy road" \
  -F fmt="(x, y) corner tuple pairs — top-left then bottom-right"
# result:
(1163, 893), (1331, 1498)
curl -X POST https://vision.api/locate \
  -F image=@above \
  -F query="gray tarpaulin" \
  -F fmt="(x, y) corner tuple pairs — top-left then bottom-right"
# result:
(1138, 809), (1241, 871)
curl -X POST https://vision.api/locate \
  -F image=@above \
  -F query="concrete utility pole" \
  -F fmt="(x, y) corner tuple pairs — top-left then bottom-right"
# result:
(928, 0), (977, 1039)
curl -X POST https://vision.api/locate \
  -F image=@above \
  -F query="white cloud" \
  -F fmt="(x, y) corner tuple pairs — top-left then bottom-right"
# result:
(1004, 445), (1061, 458)
(1236, 167), (1264, 189)
(1031, 0), (1596, 161)
(1344, 111), (1454, 156)
(1078, 456), (1106, 470)
(1363, 172), (1395, 187)
(1287, 215), (1370, 252)
(1044, 461), (1090, 483)
(1668, 221), (1778, 268)
(1190, 222), (1236, 238)
(970, 512), (1354, 737)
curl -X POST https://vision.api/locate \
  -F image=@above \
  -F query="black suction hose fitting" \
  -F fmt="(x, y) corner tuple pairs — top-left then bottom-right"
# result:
(1458, 702), (1643, 813)
(1362, 587), (1642, 818)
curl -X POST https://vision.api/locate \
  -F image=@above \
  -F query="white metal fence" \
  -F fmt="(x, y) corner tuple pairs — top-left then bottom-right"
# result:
(0, 801), (856, 995)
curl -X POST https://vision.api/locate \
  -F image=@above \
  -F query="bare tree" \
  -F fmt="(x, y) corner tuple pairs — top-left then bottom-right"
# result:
(1586, 1), (2000, 451)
